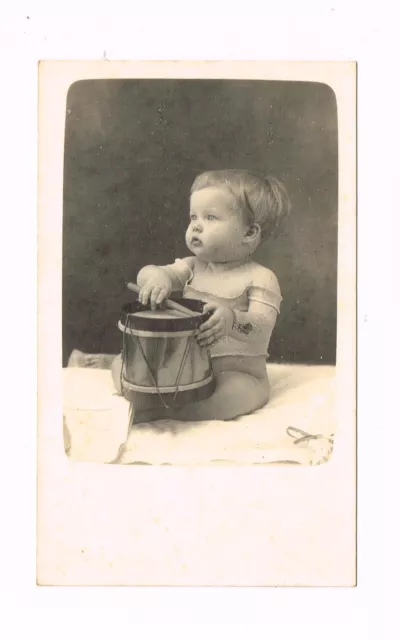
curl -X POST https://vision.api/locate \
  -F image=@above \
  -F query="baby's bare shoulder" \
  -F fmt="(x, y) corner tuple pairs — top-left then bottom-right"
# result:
(248, 262), (280, 290)
(176, 256), (197, 269)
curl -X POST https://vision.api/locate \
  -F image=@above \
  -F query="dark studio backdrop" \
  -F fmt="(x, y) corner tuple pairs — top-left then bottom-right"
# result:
(62, 79), (338, 367)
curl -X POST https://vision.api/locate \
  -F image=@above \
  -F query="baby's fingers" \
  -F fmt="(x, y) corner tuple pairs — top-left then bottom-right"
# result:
(198, 333), (222, 348)
(199, 314), (220, 332)
(150, 286), (165, 310)
(139, 286), (152, 306)
(203, 301), (219, 315)
(198, 326), (219, 340)
(156, 287), (169, 305)
(139, 285), (160, 307)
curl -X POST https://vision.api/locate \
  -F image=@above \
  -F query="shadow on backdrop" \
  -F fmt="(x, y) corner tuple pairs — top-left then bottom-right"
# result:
(62, 79), (338, 366)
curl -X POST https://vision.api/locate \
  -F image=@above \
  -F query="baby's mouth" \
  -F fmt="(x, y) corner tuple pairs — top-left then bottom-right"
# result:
(191, 237), (203, 247)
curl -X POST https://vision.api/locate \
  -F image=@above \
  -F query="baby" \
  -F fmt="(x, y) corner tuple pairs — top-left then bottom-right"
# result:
(110, 169), (290, 423)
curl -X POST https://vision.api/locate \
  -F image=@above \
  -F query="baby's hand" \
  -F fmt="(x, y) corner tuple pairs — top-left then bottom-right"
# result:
(196, 302), (233, 348)
(138, 275), (172, 310)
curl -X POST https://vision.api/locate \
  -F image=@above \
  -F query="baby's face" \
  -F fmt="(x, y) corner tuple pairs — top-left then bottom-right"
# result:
(186, 187), (250, 262)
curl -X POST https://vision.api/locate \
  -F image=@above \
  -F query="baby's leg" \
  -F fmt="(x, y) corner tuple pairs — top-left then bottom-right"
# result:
(136, 371), (270, 423)
(68, 349), (116, 369)
(111, 355), (269, 423)
(69, 350), (125, 397)
(171, 371), (269, 422)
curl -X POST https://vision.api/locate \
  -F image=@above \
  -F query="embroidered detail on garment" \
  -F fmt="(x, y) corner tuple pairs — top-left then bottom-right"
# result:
(237, 322), (253, 335)
(232, 310), (253, 335)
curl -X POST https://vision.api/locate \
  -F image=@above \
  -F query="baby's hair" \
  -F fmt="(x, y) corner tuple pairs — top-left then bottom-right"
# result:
(190, 169), (290, 240)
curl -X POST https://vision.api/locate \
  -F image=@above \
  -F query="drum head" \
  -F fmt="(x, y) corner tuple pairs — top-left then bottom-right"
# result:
(120, 298), (211, 332)
(132, 309), (184, 320)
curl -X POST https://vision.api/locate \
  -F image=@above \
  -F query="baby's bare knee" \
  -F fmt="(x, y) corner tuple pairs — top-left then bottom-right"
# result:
(174, 372), (268, 422)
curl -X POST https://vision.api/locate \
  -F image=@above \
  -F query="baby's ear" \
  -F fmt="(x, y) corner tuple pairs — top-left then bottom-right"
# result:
(244, 223), (261, 242)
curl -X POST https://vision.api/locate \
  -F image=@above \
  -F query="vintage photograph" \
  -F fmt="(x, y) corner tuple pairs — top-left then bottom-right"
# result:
(62, 76), (338, 465)
(37, 61), (355, 586)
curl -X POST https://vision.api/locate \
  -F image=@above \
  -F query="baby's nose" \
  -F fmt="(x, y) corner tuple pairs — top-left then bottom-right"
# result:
(192, 221), (203, 232)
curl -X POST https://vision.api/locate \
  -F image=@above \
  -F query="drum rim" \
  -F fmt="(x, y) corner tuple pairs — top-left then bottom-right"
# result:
(121, 373), (214, 394)
(119, 299), (211, 332)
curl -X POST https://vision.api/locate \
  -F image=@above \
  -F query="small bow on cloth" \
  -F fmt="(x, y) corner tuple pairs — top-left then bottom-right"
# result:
(286, 427), (334, 465)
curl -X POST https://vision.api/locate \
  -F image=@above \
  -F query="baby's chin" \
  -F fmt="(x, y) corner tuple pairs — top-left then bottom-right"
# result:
(187, 242), (215, 261)
(186, 240), (207, 257)
(185, 239), (246, 262)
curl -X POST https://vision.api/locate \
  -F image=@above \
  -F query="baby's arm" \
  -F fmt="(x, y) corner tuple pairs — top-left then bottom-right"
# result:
(137, 258), (193, 309)
(225, 270), (281, 344)
(197, 267), (281, 347)
(230, 301), (278, 343)
(196, 299), (277, 348)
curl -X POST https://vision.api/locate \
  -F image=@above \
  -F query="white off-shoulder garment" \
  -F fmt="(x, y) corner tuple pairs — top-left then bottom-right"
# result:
(162, 257), (282, 359)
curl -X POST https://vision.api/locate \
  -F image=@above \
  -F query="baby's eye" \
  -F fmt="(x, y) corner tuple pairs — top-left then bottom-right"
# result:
(190, 214), (197, 221)
(207, 214), (217, 221)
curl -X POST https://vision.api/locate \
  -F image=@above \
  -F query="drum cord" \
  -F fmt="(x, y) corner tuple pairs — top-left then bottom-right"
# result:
(121, 315), (194, 408)
(122, 315), (169, 408)
(121, 318), (136, 428)
(172, 336), (192, 400)
(132, 335), (169, 408)
(121, 316), (132, 400)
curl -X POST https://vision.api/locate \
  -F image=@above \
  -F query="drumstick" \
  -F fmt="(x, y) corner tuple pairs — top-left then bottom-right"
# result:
(126, 282), (200, 318)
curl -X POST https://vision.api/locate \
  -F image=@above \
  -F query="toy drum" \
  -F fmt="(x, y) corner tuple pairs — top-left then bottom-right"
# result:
(118, 299), (215, 409)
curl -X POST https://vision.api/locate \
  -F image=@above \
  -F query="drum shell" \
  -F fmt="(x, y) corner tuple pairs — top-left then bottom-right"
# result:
(119, 300), (215, 408)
